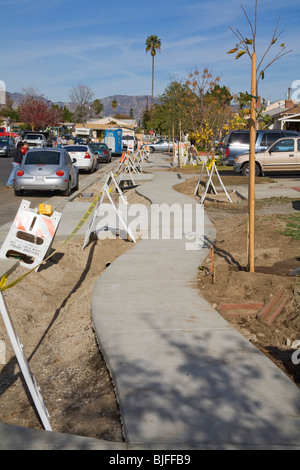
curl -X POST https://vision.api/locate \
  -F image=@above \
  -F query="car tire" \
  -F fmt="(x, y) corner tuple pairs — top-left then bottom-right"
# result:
(14, 188), (24, 196)
(62, 179), (71, 196)
(241, 162), (261, 177)
(149, 147), (155, 153)
(73, 176), (79, 191)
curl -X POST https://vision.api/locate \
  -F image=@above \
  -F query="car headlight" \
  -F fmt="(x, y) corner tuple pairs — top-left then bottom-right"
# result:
(234, 157), (239, 163)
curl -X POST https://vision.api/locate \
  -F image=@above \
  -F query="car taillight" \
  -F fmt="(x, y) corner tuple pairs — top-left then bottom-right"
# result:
(84, 152), (90, 159)
(226, 148), (230, 157)
(103, 151), (108, 154)
(16, 170), (24, 176)
(56, 170), (65, 176)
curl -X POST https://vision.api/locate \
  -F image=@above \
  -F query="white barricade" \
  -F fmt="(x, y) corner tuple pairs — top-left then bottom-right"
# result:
(0, 200), (61, 271)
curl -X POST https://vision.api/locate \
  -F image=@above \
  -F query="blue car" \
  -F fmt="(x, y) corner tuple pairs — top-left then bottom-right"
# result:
(0, 137), (15, 157)
(89, 142), (112, 163)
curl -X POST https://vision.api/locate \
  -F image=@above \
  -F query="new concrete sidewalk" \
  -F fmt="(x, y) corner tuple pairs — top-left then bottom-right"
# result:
(1, 155), (300, 449)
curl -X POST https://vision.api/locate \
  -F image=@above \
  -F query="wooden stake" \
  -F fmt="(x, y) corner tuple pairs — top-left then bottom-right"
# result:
(248, 52), (257, 273)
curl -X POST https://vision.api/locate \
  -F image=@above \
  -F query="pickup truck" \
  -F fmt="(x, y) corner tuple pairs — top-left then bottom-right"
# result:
(122, 135), (138, 151)
(233, 136), (300, 176)
(24, 133), (48, 148)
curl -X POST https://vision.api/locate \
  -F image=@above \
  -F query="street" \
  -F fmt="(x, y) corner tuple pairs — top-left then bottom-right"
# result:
(0, 154), (120, 226)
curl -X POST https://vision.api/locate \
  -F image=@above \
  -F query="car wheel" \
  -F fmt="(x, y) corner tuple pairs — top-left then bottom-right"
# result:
(149, 147), (155, 153)
(242, 162), (261, 177)
(62, 179), (71, 196)
(73, 176), (79, 191)
(14, 188), (24, 196)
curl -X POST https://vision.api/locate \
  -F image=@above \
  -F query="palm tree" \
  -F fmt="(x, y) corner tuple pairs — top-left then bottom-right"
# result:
(145, 35), (161, 118)
(111, 99), (118, 114)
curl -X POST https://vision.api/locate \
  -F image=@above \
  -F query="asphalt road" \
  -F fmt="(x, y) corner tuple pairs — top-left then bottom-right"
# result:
(0, 155), (119, 227)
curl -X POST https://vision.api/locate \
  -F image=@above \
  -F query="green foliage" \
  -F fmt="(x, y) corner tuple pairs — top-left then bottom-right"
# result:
(93, 99), (103, 116)
(145, 35), (161, 56)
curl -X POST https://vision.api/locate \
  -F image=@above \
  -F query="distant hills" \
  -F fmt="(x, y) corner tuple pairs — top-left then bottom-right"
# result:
(9, 92), (158, 123)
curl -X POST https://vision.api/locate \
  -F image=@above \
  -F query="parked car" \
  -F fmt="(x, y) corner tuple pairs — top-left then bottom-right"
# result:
(64, 144), (98, 173)
(0, 137), (15, 157)
(74, 137), (86, 144)
(234, 136), (300, 176)
(122, 135), (138, 151)
(143, 139), (174, 153)
(89, 142), (112, 163)
(13, 148), (79, 196)
(23, 133), (48, 149)
(220, 130), (300, 166)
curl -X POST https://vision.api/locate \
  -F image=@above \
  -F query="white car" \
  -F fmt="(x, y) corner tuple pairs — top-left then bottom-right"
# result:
(142, 139), (174, 153)
(64, 144), (99, 173)
(122, 135), (138, 151)
(23, 133), (47, 148)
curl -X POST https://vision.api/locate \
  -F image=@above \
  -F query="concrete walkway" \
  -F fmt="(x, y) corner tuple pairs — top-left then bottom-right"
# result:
(91, 156), (300, 449)
(1, 154), (300, 449)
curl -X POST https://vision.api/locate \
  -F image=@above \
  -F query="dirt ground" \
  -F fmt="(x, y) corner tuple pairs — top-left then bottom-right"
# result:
(0, 169), (300, 443)
(0, 185), (148, 442)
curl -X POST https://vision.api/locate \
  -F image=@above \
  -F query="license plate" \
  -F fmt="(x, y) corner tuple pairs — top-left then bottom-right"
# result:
(34, 176), (45, 181)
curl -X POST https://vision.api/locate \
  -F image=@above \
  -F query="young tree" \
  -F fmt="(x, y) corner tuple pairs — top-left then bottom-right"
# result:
(69, 84), (94, 125)
(145, 35), (162, 118)
(227, 0), (292, 272)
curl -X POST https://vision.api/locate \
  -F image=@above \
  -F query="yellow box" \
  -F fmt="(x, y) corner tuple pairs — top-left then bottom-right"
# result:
(38, 204), (53, 216)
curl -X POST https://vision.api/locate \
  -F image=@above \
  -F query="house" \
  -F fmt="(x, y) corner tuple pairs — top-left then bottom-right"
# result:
(263, 99), (300, 131)
(74, 117), (136, 141)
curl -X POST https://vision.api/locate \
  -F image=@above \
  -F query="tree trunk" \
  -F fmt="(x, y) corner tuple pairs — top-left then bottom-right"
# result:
(151, 55), (154, 119)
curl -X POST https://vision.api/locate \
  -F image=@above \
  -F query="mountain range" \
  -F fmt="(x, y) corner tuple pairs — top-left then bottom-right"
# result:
(9, 92), (158, 123)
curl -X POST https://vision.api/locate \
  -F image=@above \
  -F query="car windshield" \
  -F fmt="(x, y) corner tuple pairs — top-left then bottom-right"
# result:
(0, 138), (9, 145)
(123, 136), (134, 140)
(65, 146), (87, 152)
(25, 151), (60, 165)
(90, 144), (107, 150)
(25, 134), (43, 140)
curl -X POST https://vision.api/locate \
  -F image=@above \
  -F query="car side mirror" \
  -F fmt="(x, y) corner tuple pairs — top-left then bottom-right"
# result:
(72, 158), (77, 163)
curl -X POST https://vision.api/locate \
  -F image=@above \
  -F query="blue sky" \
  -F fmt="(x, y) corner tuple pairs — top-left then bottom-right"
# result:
(1, 0), (299, 104)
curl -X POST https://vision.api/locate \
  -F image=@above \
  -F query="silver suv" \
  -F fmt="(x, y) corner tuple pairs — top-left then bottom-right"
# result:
(220, 130), (300, 165)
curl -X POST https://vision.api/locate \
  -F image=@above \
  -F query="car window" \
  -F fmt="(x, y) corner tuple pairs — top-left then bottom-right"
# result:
(283, 132), (299, 138)
(64, 151), (72, 165)
(90, 144), (107, 150)
(25, 151), (61, 165)
(65, 145), (87, 152)
(270, 139), (294, 152)
(25, 134), (43, 140)
(228, 133), (250, 144)
(260, 133), (282, 146)
(0, 138), (8, 144)
(297, 139), (300, 152)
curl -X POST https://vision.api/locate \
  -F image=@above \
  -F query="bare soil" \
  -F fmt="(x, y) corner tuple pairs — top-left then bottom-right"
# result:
(0, 171), (300, 444)
(0, 185), (148, 441)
